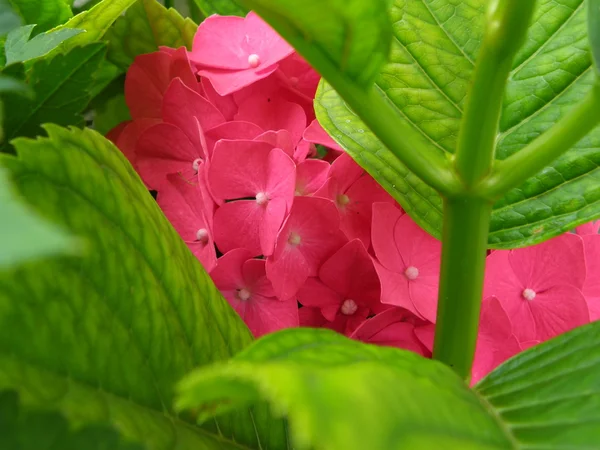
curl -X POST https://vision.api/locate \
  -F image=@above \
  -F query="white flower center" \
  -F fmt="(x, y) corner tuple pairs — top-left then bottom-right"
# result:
(255, 192), (269, 205)
(522, 288), (536, 301)
(248, 53), (260, 68)
(288, 231), (301, 246)
(336, 194), (350, 207)
(404, 266), (419, 280)
(196, 228), (209, 244)
(237, 288), (251, 301)
(192, 158), (202, 173)
(340, 299), (358, 315)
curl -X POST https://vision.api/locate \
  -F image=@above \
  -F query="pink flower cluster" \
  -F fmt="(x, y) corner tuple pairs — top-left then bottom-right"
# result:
(109, 13), (600, 383)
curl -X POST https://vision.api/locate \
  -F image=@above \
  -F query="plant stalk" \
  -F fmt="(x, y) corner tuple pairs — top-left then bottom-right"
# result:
(433, 197), (493, 382)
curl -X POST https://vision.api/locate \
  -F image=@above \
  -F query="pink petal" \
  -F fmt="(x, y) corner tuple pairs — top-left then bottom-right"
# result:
(264, 148), (296, 204)
(243, 294), (299, 337)
(408, 276), (439, 323)
(318, 239), (380, 307)
(297, 277), (342, 312)
(372, 202), (405, 272)
(242, 259), (275, 298)
(587, 297), (600, 321)
(213, 201), (264, 256)
(106, 121), (128, 144)
(318, 152), (363, 197)
(113, 118), (161, 169)
(576, 220), (600, 235)
(303, 119), (344, 152)
(277, 53), (321, 100)
(583, 234), (600, 297)
(198, 65), (279, 96)
(235, 92), (307, 144)
(254, 129), (295, 158)
(204, 121), (263, 158)
(210, 248), (253, 290)
(266, 249), (311, 301)
(414, 323), (435, 351)
(260, 197), (288, 256)
(299, 306), (328, 328)
(295, 159), (330, 196)
(508, 233), (586, 292)
(201, 77), (238, 120)
(373, 260), (419, 317)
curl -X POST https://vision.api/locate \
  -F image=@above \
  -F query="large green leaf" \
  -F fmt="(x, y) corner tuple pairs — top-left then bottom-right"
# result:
(4, 24), (82, 64)
(106, 0), (197, 71)
(0, 166), (75, 268)
(316, 0), (600, 248)
(476, 320), (600, 448)
(240, 0), (392, 87)
(0, 43), (105, 152)
(0, 0), (22, 35)
(0, 125), (284, 449)
(0, 390), (144, 450)
(192, 0), (247, 17)
(591, 0), (600, 71)
(178, 328), (513, 450)
(7, 0), (72, 33)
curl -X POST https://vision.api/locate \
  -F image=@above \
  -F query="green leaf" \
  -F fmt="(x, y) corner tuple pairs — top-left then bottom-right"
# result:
(240, 0), (392, 87)
(0, 43), (105, 152)
(192, 0), (247, 17)
(52, 0), (137, 54)
(4, 24), (82, 64)
(0, 125), (285, 449)
(106, 0), (197, 71)
(178, 328), (513, 450)
(0, 166), (75, 268)
(316, 0), (600, 248)
(7, 0), (72, 33)
(0, 390), (144, 449)
(93, 92), (130, 135)
(591, 0), (600, 72)
(476, 320), (600, 448)
(0, 0), (22, 35)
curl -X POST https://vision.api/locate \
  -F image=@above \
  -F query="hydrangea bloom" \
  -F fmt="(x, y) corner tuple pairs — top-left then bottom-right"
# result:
(111, 12), (599, 382)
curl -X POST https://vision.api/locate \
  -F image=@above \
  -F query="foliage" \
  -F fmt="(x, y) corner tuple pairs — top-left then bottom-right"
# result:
(4, 25), (83, 64)
(6, 0), (72, 33)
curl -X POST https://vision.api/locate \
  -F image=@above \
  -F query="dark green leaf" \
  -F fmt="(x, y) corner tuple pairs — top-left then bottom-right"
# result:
(1, 43), (105, 152)
(240, 0), (392, 86)
(316, 0), (600, 248)
(107, 0), (197, 70)
(178, 328), (513, 450)
(0, 390), (144, 450)
(0, 166), (75, 268)
(4, 24), (82, 64)
(591, 0), (600, 72)
(0, 0), (22, 35)
(476, 320), (600, 448)
(192, 0), (247, 16)
(7, 0), (72, 33)
(0, 125), (284, 449)
(93, 93), (130, 135)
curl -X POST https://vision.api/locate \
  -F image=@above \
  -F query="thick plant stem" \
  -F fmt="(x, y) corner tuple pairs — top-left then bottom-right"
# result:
(433, 197), (492, 382)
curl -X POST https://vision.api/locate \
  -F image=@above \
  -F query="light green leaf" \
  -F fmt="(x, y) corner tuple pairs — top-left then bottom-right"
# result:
(0, 0), (22, 35)
(476, 320), (600, 448)
(7, 0), (72, 33)
(0, 390), (144, 449)
(106, 0), (197, 71)
(240, 0), (392, 87)
(0, 125), (285, 449)
(192, 0), (247, 17)
(316, 0), (600, 248)
(4, 24), (82, 64)
(591, 0), (600, 71)
(178, 328), (513, 450)
(0, 43), (105, 152)
(52, 0), (137, 54)
(0, 166), (75, 268)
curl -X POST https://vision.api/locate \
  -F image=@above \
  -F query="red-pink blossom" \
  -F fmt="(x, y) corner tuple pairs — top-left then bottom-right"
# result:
(303, 119), (344, 153)
(210, 249), (298, 337)
(294, 159), (330, 196)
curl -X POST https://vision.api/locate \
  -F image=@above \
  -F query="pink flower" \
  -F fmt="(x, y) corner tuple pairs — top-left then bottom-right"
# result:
(157, 174), (217, 272)
(372, 202), (441, 323)
(316, 153), (395, 247)
(294, 159), (330, 196)
(204, 121), (263, 158)
(125, 47), (199, 119)
(581, 233), (600, 321)
(108, 118), (161, 170)
(190, 12), (294, 95)
(266, 196), (346, 300)
(303, 119), (344, 153)
(298, 239), (382, 335)
(484, 233), (589, 342)
(208, 139), (296, 256)
(351, 307), (431, 357)
(576, 220), (600, 236)
(201, 78), (238, 120)
(210, 249), (299, 337)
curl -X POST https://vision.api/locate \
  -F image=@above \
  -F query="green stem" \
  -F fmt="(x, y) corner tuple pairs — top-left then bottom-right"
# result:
(454, 0), (536, 187)
(480, 81), (600, 199)
(433, 197), (492, 382)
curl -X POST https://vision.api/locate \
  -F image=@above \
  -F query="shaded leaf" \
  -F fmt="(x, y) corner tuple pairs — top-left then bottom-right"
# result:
(591, 0), (600, 72)
(93, 92), (130, 135)
(0, 43), (105, 152)
(240, 0), (392, 87)
(107, 0), (197, 70)
(476, 320), (600, 448)
(4, 24), (82, 64)
(0, 125), (284, 449)
(316, 0), (600, 248)
(178, 328), (513, 450)
(0, 166), (75, 268)
(0, 0), (22, 35)
(6, 0), (72, 33)
(192, 0), (247, 16)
